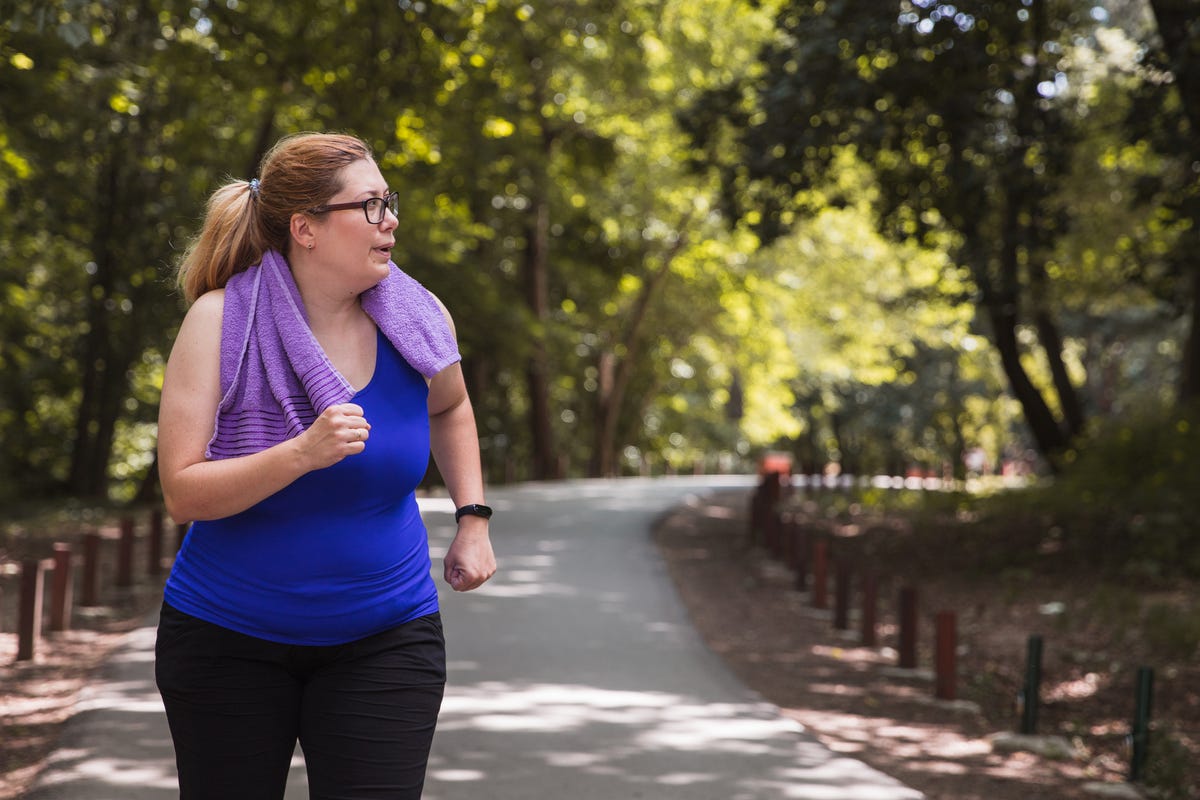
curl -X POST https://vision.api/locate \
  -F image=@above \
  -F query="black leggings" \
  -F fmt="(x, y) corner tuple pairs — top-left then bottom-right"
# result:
(155, 603), (446, 800)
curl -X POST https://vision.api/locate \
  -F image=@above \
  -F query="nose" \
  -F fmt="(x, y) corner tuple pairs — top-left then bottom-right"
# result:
(381, 207), (398, 231)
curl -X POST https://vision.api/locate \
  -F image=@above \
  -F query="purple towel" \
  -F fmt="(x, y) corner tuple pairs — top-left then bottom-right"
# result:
(206, 249), (460, 460)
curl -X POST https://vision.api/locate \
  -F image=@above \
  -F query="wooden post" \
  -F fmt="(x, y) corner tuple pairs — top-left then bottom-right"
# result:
(17, 558), (45, 662)
(1130, 667), (1154, 783)
(898, 586), (918, 669)
(148, 508), (164, 575)
(80, 531), (101, 607)
(763, 473), (782, 555)
(792, 524), (808, 591)
(779, 513), (794, 567)
(1019, 635), (1043, 734)
(833, 561), (851, 630)
(935, 611), (957, 700)
(48, 543), (73, 633)
(117, 516), (135, 588)
(811, 539), (829, 610)
(748, 480), (765, 546)
(766, 507), (782, 557)
(860, 571), (878, 647)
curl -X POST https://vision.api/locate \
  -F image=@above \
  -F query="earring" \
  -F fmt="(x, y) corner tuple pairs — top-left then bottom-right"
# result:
(307, 243), (314, 250)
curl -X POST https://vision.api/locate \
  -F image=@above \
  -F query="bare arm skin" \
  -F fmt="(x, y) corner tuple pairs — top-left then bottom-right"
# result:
(427, 306), (497, 592)
(157, 290), (371, 524)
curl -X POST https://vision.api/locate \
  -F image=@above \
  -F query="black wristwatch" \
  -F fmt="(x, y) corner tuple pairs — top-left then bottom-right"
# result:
(454, 503), (493, 524)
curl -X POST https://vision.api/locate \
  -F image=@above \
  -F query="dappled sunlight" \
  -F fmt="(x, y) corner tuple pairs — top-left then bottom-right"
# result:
(428, 679), (924, 799)
(781, 703), (1096, 792)
(428, 768), (487, 782)
(35, 750), (177, 791)
(1044, 671), (1103, 702)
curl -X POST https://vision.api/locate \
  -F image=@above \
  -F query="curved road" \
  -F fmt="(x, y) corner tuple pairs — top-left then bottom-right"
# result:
(27, 476), (923, 800)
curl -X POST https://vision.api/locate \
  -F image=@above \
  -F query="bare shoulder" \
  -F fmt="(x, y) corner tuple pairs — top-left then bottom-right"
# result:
(167, 288), (225, 372)
(428, 291), (457, 338)
(184, 288), (225, 330)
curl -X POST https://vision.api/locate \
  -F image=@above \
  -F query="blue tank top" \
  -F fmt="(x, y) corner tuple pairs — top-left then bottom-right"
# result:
(164, 330), (439, 645)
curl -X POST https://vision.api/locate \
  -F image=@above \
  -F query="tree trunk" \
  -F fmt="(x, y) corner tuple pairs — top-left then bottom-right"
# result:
(977, 187), (1069, 468)
(593, 351), (618, 477)
(1182, 267), (1200, 404)
(590, 225), (691, 477)
(983, 293), (1069, 467)
(523, 197), (556, 480)
(68, 150), (122, 499)
(1029, 252), (1086, 439)
(1147, 0), (1200, 402)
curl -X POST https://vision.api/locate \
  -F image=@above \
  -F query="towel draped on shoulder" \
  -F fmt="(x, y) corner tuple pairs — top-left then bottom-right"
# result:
(206, 249), (460, 460)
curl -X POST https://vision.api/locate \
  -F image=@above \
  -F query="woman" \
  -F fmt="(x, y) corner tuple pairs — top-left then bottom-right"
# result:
(155, 132), (496, 800)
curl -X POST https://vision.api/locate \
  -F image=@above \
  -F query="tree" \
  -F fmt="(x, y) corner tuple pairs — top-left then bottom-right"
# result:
(1139, 0), (1200, 401)
(685, 0), (1118, 468)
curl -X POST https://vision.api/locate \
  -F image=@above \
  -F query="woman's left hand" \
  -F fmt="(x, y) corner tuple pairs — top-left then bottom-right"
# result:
(443, 524), (497, 592)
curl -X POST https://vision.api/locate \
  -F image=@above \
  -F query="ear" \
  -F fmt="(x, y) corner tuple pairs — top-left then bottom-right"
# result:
(290, 212), (317, 251)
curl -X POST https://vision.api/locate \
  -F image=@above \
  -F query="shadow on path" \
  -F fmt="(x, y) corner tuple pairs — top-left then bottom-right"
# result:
(27, 477), (923, 800)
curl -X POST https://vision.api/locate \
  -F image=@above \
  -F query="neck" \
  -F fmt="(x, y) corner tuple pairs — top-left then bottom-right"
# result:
(288, 249), (366, 327)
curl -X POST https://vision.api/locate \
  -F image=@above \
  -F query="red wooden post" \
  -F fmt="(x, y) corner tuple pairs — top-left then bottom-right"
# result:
(860, 571), (878, 647)
(833, 561), (851, 630)
(17, 558), (45, 662)
(80, 531), (101, 607)
(148, 508), (164, 575)
(935, 610), (957, 700)
(898, 586), (918, 669)
(117, 516), (135, 588)
(48, 543), (73, 632)
(811, 539), (829, 609)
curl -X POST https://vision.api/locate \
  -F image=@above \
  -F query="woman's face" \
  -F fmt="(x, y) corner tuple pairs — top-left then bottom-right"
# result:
(306, 158), (398, 295)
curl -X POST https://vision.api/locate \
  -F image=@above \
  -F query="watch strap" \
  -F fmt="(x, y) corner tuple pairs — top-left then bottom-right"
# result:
(455, 503), (493, 523)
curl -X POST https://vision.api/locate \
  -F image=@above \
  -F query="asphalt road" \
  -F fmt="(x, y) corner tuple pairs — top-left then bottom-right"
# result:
(26, 476), (924, 800)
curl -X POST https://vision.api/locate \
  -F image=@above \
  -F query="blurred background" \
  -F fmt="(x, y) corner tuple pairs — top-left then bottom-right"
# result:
(0, 0), (1197, 538)
(3, 2), (1200, 795)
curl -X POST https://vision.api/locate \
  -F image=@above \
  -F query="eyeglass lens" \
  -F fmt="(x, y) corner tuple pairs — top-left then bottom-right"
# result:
(365, 193), (399, 224)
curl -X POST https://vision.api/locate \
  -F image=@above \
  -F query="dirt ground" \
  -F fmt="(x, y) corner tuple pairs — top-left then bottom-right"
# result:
(652, 488), (1199, 800)
(2, 487), (1197, 799)
(0, 624), (138, 798)
(0, 519), (165, 800)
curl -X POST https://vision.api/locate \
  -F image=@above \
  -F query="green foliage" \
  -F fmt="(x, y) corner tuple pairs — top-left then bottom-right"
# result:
(1048, 407), (1200, 575)
(686, 0), (1200, 470)
(933, 405), (1200, 579)
(1, 0), (1198, 509)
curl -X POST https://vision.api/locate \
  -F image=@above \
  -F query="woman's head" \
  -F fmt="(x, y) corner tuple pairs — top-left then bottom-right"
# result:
(177, 132), (374, 303)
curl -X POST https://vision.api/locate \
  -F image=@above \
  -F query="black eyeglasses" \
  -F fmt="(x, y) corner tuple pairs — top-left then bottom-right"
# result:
(308, 191), (399, 224)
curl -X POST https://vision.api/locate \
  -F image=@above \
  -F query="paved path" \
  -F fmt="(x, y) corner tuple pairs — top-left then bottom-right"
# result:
(27, 476), (924, 799)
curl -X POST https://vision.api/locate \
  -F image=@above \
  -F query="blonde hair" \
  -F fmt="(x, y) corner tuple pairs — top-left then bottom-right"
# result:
(177, 132), (374, 303)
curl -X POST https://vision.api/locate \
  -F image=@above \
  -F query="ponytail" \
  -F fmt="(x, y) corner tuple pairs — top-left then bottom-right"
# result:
(177, 180), (263, 303)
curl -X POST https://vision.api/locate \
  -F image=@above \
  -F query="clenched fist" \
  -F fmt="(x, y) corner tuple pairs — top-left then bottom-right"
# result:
(296, 403), (371, 470)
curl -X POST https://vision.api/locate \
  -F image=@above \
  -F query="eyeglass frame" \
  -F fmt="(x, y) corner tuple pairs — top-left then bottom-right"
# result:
(307, 191), (399, 224)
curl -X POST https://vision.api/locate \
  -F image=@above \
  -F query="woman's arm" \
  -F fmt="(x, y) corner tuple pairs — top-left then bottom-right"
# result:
(427, 308), (496, 592)
(157, 290), (370, 523)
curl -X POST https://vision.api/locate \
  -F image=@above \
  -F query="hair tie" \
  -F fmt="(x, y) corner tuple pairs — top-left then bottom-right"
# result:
(248, 178), (261, 199)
